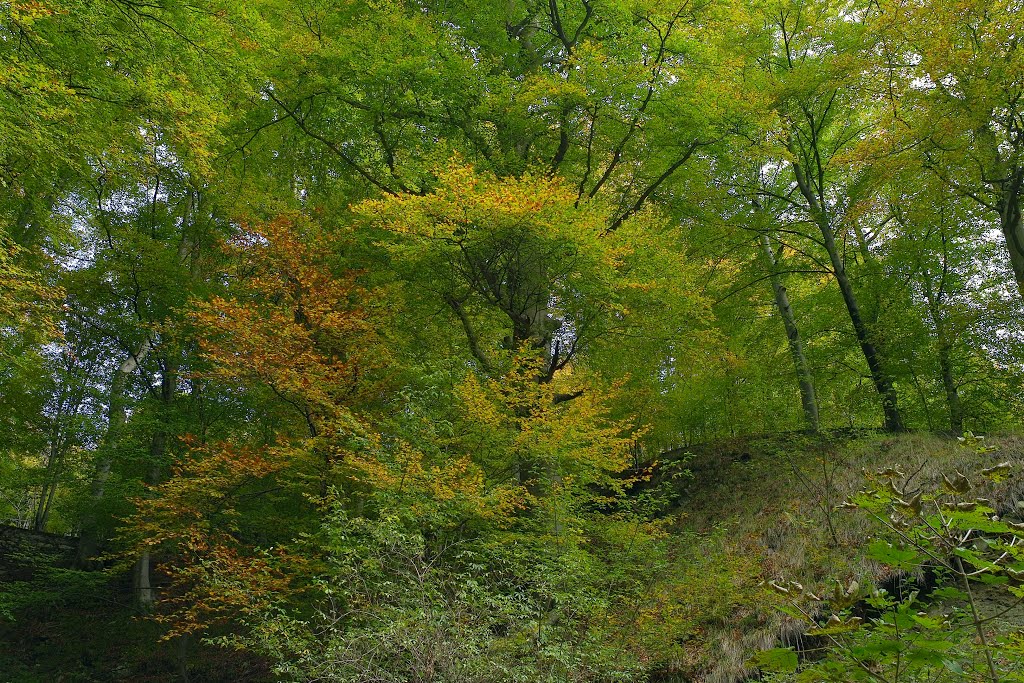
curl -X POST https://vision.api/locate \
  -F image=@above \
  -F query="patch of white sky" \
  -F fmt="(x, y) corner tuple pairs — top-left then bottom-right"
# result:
(47, 127), (180, 274)
(754, 156), (1019, 345)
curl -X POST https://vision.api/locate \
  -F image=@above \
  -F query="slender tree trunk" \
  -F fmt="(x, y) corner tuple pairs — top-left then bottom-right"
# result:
(999, 183), (1024, 298)
(33, 417), (64, 532)
(938, 342), (963, 435)
(759, 232), (820, 431)
(821, 226), (903, 432)
(908, 367), (936, 431)
(925, 276), (962, 432)
(133, 551), (155, 610)
(134, 358), (178, 610)
(32, 439), (63, 532)
(34, 378), (87, 532)
(791, 161), (905, 432)
(132, 440), (163, 611)
(77, 337), (153, 566)
(176, 634), (191, 683)
(98, 338), (154, 496)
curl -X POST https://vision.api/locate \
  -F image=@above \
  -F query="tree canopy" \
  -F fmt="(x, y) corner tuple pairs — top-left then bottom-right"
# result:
(2, 0), (1024, 681)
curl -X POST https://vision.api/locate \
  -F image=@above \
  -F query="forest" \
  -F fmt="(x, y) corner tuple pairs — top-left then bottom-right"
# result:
(2, 0), (1024, 680)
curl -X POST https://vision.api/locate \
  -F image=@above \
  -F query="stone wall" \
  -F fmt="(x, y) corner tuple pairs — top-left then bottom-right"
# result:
(0, 525), (78, 581)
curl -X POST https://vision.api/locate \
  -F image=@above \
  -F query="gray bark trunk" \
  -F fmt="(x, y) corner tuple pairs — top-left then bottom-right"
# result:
(77, 337), (153, 565)
(1000, 187), (1024, 298)
(759, 233), (820, 431)
(976, 124), (1024, 299)
(134, 551), (155, 610)
(922, 277), (964, 435)
(33, 406), (66, 532)
(96, 337), (154, 497)
(32, 435), (62, 532)
(134, 358), (178, 610)
(938, 342), (963, 436)
(791, 160), (905, 432)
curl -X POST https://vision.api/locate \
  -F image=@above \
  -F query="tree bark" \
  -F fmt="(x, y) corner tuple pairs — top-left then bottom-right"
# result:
(938, 342), (963, 436)
(922, 276), (964, 435)
(999, 182), (1024, 298)
(791, 160), (905, 432)
(759, 232), (820, 431)
(975, 123), (1024, 299)
(32, 433), (64, 532)
(133, 551), (155, 610)
(77, 337), (153, 566)
(134, 357), (178, 610)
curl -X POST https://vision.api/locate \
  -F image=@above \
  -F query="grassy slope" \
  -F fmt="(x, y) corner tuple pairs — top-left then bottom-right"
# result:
(656, 431), (1024, 683)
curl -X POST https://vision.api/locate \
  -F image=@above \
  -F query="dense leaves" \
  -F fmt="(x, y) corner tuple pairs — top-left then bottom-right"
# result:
(2, 0), (1024, 681)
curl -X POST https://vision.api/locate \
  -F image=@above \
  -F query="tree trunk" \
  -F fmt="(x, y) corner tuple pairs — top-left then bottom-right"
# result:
(820, 224), (904, 432)
(759, 232), (820, 431)
(791, 161), (905, 432)
(134, 358), (178, 611)
(999, 182), (1024, 298)
(922, 276), (964, 435)
(77, 337), (153, 566)
(33, 416), (65, 532)
(973, 124), (1024, 299)
(938, 342), (963, 436)
(133, 551), (155, 610)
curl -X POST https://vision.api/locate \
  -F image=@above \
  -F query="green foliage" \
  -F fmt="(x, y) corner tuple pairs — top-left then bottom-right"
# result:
(224, 506), (652, 682)
(748, 647), (799, 674)
(0, 565), (108, 621)
(3, 0), (1024, 680)
(757, 453), (1024, 682)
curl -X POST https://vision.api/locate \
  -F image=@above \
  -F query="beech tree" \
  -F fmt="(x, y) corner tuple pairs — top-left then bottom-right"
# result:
(744, 0), (908, 431)
(873, 0), (1024, 299)
(4, 1), (1024, 680)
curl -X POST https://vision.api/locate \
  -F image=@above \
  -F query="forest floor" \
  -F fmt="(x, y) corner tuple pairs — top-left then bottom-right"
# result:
(656, 429), (1024, 683)
(2, 430), (1022, 683)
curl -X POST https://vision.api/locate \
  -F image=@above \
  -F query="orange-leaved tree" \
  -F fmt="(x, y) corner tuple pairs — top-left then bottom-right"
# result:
(123, 214), (531, 638)
(122, 215), (385, 633)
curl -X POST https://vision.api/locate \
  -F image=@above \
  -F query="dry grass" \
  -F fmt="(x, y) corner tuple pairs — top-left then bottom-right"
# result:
(656, 430), (1024, 683)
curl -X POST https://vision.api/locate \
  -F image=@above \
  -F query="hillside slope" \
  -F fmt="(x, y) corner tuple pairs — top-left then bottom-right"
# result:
(654, 431), (1024, 682)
